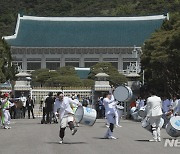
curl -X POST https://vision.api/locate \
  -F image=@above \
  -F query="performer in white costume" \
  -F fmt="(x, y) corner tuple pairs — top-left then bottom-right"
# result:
(146, 90), (163, 142)
(103, 92), (118, 139)
(1, 93), (14, 129)
(54, 92), (81, 144)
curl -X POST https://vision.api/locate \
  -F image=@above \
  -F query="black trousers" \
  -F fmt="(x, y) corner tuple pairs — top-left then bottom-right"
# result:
(46, 110), (53, 123)
(22, 106), (26, 118)
(27, 108), (34, 119)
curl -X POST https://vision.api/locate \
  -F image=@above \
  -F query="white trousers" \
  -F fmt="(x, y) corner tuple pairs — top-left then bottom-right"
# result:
(60, 115), (74, 128)
(106, 114), (115, 124)
(105, 114), (115, 137)
(149, 116), (161, 140)
(114, 110), (119, 125)
(3, 110), (11, 126)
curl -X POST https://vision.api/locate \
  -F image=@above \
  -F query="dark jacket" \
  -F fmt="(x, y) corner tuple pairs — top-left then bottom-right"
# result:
(45, 96), (54, 111)
(26, 98), (34, 110)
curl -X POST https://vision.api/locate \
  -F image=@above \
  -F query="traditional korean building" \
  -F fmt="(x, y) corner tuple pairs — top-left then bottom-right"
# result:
(3, 14), (168, 74)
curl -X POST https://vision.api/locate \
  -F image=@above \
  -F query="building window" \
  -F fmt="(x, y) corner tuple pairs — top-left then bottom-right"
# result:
(27, 58), (41, 61)
(65, 62), (79, 67)
(46, 62), (60, 70)
(46, 58), (60, 61)
(27, 62), (41, 70)
(85, 62), (98, 67)
(84, 58), (99, 61)
(65, 58), (79, 61)
(110, 62), (118, 69)
(103, 58), (118, 61)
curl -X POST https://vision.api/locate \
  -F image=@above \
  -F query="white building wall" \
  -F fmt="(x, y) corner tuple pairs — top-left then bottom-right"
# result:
(11, 47), (141, 73)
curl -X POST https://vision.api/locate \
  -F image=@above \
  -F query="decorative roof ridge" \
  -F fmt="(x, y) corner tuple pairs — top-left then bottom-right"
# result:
(21, 14), (167, 21)
(2, 14), (21, 40)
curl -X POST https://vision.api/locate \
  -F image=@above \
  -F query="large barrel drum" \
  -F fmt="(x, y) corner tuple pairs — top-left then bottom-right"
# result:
(166, 116), (180, 137)
(74, 106), (97, 126)
(114, 86), (133, 102)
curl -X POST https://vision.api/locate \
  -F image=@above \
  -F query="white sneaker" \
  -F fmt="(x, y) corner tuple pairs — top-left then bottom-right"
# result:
(108, 136), (117, 139)
(72, 128), (77, 135)
(157, 137), (161, 142)
(116, 125), (122, 128)
(59, 138), (63, 144)
(149, 139), (157, 142)
(4, 126), (9, 129)
(105, 124), (109, 128)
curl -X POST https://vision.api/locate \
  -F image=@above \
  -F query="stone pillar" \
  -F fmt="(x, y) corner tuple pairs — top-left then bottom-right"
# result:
(118, 52), (123, 71)
(61, 53), (65, 67)
(79, 53), (84, 67)
(99, 52), (103, 62)
(41, 53), (46, 69)
(22, 52), (27, 71)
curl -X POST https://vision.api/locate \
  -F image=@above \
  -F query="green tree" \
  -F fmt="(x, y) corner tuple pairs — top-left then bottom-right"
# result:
(88, 62), (127, 86)
(46, 76), (82, 87)
(31, 66), (84, 87)
(141, 13), (180, 96)
(81, 79), (94, 87)
(0, 40), (16, 83)
(56, 66), (77, 76)
(31, 68), (50, 87)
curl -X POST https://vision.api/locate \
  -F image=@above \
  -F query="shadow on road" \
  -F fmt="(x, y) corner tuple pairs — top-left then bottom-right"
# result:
(134, 139), (150, 142)
(45, 141), (87, 145)
(93, 137), (110, 140)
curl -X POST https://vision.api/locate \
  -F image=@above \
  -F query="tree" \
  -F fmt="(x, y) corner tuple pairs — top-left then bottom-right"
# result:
(0, 39), (16, 83)
(31, 66), (84, 87)
(141, 13), (180, 97)
(46, 76), (82, 87)
(81, 79), (94, 87)
(56, 66), (77, 76)
(88, 62), (127, 86)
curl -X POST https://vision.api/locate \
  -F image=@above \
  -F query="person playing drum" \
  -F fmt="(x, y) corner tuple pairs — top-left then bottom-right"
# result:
(54, 92), (81, 144)
(145, 90), (163, 142)
(103, 92), (118, 139)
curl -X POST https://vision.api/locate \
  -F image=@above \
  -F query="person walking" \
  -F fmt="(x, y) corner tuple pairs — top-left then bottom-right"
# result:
(146, 90), (163, 142)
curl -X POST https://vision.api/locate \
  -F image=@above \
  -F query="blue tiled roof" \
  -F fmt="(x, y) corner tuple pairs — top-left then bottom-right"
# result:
(4, 15), (166, 47)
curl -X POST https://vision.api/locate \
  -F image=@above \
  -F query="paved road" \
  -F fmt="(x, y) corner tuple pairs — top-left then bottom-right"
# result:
(0, 118), (179, 154)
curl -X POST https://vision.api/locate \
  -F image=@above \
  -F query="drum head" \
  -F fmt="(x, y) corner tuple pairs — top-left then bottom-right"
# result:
(114, 86), (132, 102)
(170, 116), (180, 130)
(138, 107), (147, 118)
(74, 106), (84, 123)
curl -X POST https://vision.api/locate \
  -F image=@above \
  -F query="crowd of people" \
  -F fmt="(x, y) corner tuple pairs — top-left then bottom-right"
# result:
(0, 92), (36, 129)
(130, 95), (180, 120)
(1, 89), (180, 143)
